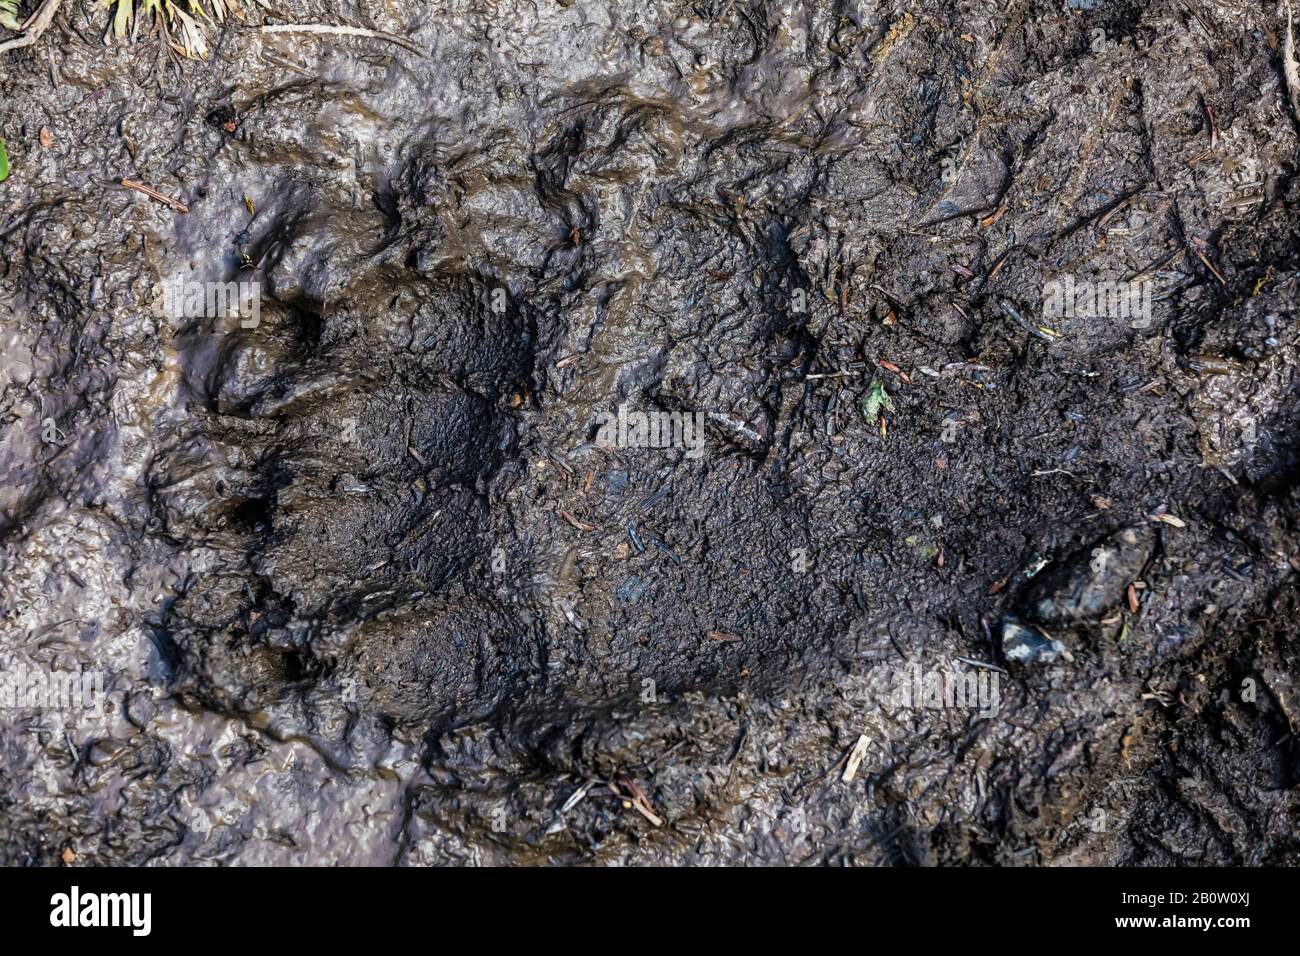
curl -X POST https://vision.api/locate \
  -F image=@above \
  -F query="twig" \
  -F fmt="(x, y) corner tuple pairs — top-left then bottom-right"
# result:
(0, 0), (63, 56)
(705, 630), (741, 643)
(1196, 250), (1227, 286)
(615, 776), (663, 827)
(260, 23), (426, 58)
(646, 741), (685, 771)
(558, 509), (596, 532)
(120, 179), (189, 213)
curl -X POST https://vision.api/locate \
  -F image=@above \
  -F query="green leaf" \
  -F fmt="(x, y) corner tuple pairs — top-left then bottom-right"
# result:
(0, 138), (9, 183)
(861, 376), (894, 425)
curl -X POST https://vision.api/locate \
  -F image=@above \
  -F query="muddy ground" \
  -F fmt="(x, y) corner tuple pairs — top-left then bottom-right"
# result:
(0, 0), (1298, 866)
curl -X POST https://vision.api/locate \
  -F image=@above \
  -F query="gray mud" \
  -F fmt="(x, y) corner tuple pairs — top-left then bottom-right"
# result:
(1, 0), (1298, 865)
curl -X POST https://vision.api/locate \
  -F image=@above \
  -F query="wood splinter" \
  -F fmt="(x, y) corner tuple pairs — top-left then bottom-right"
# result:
(842, 734), (872, 783)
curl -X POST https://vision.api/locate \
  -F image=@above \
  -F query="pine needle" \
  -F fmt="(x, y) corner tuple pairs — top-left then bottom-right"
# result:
(260, 23), (426, 58)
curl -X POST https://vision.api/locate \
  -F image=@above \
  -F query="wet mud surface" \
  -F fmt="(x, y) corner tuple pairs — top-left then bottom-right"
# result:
(1, 0), (1298, 865)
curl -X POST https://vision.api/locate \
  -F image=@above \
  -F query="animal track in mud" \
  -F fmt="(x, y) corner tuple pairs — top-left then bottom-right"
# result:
(4, 0), (1300, 867)
(157, 258), (537, 732)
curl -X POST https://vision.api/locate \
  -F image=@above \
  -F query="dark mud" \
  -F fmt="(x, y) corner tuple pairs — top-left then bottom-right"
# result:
(1, 0), (1298, 865)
